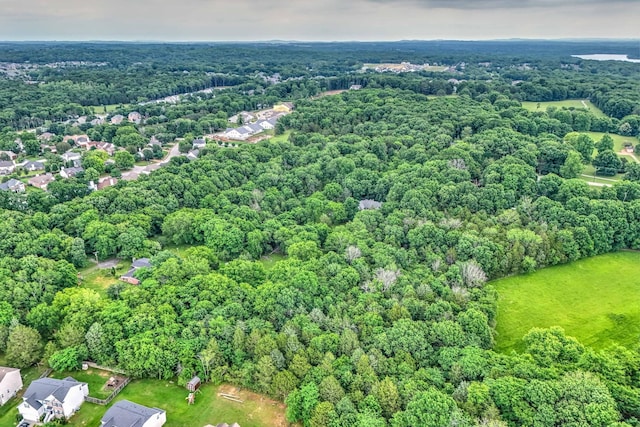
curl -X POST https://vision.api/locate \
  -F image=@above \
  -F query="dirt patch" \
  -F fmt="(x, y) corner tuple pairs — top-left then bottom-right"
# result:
(218, 385), (288, 427)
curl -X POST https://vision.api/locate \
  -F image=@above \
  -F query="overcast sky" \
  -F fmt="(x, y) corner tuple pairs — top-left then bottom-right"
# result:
(0, 0), (638, 41)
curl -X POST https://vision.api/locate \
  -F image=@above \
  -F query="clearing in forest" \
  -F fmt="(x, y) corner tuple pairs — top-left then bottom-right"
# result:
(493, 251), (640, 353)
(521, 99), (607, 118)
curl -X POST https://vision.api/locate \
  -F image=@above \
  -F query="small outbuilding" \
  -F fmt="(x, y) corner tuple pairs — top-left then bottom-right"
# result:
(187, 376), (201, 392)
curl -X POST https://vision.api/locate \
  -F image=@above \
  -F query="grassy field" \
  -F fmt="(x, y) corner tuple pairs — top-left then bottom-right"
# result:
(582, 131), (639, 154)
(522, 99), (607, 118)
(88, 104), (125, 113)
(493, 251), (640, 353)
(267, 130), (292, 144)
(78, 259), (131, 295)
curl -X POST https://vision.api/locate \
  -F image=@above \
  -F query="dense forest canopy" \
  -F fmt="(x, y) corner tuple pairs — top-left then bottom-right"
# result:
(1, 41), (640, 427)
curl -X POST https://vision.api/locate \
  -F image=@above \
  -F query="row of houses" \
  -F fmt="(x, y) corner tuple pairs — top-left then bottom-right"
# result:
(0, 368), (166, 427)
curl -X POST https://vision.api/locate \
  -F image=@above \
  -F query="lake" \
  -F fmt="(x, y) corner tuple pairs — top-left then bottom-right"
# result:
(572, 54), (640, 63)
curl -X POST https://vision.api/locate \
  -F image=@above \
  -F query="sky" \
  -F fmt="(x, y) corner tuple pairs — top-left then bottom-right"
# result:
(0, 0), (638, 41)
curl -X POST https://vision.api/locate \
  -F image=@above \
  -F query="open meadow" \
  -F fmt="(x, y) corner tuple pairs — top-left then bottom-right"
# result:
(493, 251), (640, 353)
(521, 99), (607, 118)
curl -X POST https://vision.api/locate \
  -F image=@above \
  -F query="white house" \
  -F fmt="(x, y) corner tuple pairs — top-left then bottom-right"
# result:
(0, 161), (15, 175)
(19, 377), (88, 423)
(0, 367), (22, 406)
(100, 400), (166, 427)
(61, 152), (82, 163)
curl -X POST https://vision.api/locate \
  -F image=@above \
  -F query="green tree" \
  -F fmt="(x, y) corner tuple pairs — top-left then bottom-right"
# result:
(596, 134), (615, 152)
(6, 324), (43, 368)
(114, 150), (136, 170)
(593, 150), (622, 176)
(560, 151), (584, 179)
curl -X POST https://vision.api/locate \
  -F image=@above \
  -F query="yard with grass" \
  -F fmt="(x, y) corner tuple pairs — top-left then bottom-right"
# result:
(521, 99), (607, 118)
(493, 251), (640, 353)
(78, 259), (131, 295)
(50, 368), (116, 399)
(66, 381), (287, 427)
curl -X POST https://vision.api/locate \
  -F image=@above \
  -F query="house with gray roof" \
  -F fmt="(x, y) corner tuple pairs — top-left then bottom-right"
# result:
(23, 160), (45, 172)
(0, 178), (25, 193)
(29, 173), (55, 191)
(0, 161), (15, 176)
(0, 367), (22, 406)
(61, 151), (82, 163)
(100, 400), (166, 427)
(120, 258), (152, 285)
(60, 166), (84, 179)
(19, 377), (88, 423)
(192, 138), (206, 149)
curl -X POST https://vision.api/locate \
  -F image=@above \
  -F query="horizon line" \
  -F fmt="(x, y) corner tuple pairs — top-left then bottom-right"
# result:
(0, 37), (639, 44)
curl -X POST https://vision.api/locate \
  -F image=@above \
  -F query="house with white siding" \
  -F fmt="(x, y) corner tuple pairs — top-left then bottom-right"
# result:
(0, 367), (22, 406)
(19, 377), (88, 423)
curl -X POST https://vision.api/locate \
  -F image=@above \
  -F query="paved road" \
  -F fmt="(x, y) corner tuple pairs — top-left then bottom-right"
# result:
(121, 143), (181, 181)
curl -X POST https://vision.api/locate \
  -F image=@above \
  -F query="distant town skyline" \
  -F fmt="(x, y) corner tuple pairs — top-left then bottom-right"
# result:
(0, 0), (638, 41)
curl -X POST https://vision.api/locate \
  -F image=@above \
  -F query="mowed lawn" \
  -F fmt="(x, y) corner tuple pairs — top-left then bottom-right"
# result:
(493, 251), (640, 353)
(68, 381), (288, 427)
(521, 99), (607, 118)
(0, 379), (287, 427)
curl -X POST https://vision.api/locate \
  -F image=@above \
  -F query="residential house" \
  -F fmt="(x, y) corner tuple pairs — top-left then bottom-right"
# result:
(110, 114), (125, 125)
(61, 152), (82, 163)
(349, 84), (362, 90)
(100, 400), (166, 427)
(76, 116), (87, 125)
(228, 111), (255, 124)
(98, 177), (118, 190)
(59, 166), (84, 179)
(41, 144), (57, 154)
(223, 128), (247, 141)
(192, 138), (206, 149)
(18, 377), (88, 423)
(273, 102), (294, 113)
(0, 367), (22, 406)
(95, 141), (116, 156)
(38, 132), (55, 142)
(75, 136), (94, 150)
(257, 118), (277, 130)
(187, 149), (200, 161)
(0, 151), (17, 161)
(120, 258), (152, 285)
(29, 173), (55, 190)
(0, 179), (25, 193)
(90, 118), (105, 126)
(128, 111), (142, 124)
(23, 161), (45, 172)
(358, 199), (382, 210)
(0, 161), (15, 175)
(148, 136), (162, 147)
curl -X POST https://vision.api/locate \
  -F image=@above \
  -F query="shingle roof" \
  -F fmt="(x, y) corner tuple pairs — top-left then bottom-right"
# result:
(23, 377), (84, 410)
(132, 258), (151, 269)
(101, 400), (164, 427)
(0, 367), (19, 383)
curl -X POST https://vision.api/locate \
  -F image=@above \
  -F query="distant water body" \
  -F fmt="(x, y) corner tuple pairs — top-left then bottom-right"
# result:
(572, 54), (640, 63)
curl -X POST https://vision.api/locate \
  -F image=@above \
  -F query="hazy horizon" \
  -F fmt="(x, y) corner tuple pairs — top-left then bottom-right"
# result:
(1, 0), (639, 41)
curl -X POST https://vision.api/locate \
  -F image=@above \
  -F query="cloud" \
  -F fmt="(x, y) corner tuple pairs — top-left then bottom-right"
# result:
(0, 0), (637, 40)
(364, 0), (639, 9)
